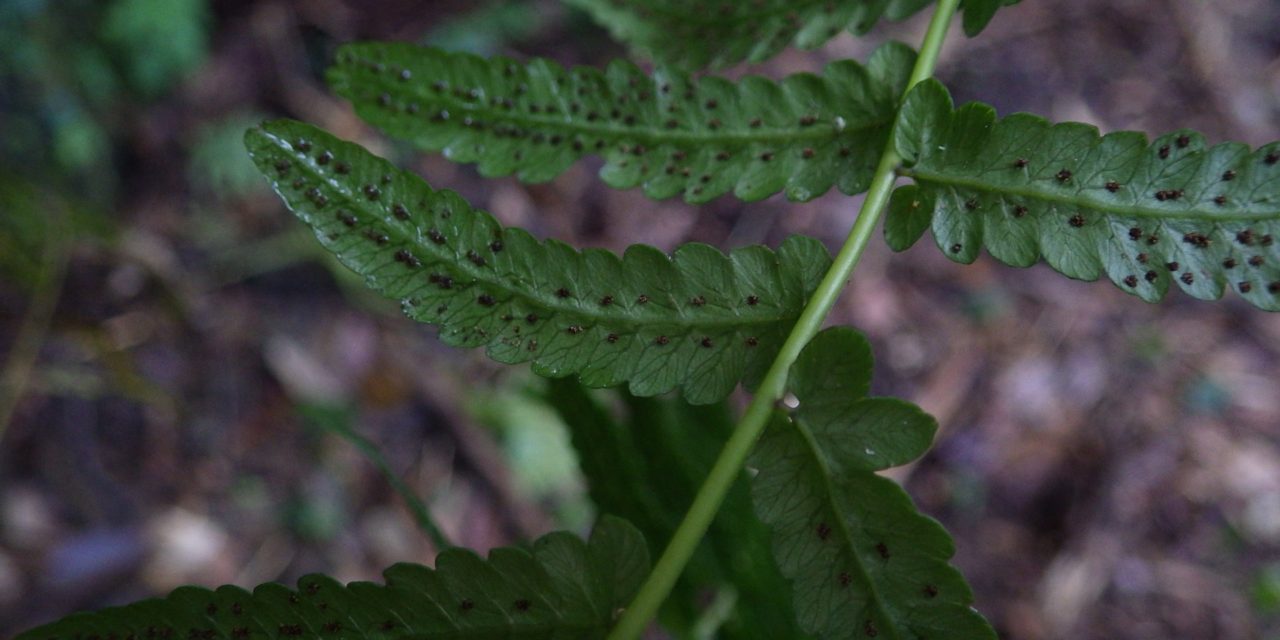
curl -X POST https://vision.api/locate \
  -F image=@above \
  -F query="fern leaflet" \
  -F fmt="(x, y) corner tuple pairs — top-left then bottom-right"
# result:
(890, 79), (1280, 311)
(245, 120), (831, 404)
(17, 517), (648, 640)
(327, 41), (914, 203)
(563, 0), (1019, 69)
(750, 328), (995, 639)
(958, 0), (1021, 37)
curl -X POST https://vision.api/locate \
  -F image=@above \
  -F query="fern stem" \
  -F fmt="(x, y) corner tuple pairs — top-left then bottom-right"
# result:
(605, 1), (962, 637)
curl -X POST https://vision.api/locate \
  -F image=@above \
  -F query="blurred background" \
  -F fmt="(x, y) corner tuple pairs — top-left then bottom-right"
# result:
(1, 0), (1278, 638)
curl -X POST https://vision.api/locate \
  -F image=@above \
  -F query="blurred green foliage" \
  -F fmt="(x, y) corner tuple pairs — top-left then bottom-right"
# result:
(0, 0), (209, 188)
(424, 1), (548, 54)
(188, 111), (273, 201)
(0, 175), (56, 289)
(469, 381), (593, 530)
(1252, 563), (1280, 615)
(297, 401), (453, 550)
(0, 0), (210, 291)
(0, 172), (110, 291)
(102, 0), (209, 98)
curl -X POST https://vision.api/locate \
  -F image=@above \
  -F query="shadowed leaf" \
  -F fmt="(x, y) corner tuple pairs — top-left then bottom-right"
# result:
(17, 517), (648, 640)
(547, 381), (810, 639)
(959, 0), (1020, 36)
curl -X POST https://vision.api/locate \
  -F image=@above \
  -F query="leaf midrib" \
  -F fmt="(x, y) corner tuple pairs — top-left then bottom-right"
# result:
(790, 407), (906, 640)
(902, 166), (1280, 222)
(351, 79), (891, 150)
(261, 129), (803, 332)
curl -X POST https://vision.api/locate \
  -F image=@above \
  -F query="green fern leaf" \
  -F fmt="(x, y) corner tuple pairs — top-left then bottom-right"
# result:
(563, 0), (1018, 69)
(547, 380), (809, 639)
(245, 120), (831, 404)
(750, 328), (995, 640)
(17, 517), (648, 640)
(326, 41), (914, 204)
(891, 79), (1280, 311)
(959, 0), (1021, 36)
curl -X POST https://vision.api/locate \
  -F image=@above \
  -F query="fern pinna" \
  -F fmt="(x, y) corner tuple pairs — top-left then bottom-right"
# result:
(889, 79), (1280, 310)
(751, 328), (995, 639)
(19, 518), (649, 640)
(563, 0), (1021, 68)
(21, 0), (1280, 638)
(327, 41), (915, 203)
(244, 119), (830, 404)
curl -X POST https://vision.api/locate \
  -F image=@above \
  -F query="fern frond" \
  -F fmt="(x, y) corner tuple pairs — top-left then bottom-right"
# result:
(17, 517), (648, 640)
(891, 79), (1280, 311)
(245, 120), (831, 404)
(326, 41), (915, 204)
(563, 0), (1019, 69)
(750, 328), (995, 640)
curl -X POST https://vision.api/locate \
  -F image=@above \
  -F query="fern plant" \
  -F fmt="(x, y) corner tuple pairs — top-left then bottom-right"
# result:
(20, 0), (1279, 638)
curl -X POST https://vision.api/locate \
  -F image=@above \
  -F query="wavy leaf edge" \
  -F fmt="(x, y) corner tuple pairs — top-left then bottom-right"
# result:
(18, 516), (649, 640)
(327, 40), (917, 204)
(750, 327), (997, 640)
(892, 78), (1280, 311)
(245, 119), (833, 404)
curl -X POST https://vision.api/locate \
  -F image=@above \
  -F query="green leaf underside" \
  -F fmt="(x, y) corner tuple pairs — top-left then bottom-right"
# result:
(563, 0), (1017, 69)
(245, 120), (831, 404)
(18, 517), (648, 640)
(750, 328), (995, 640)
(327, 41), (915, 204)
(546, 381), (809, 639)
(894, 79), (1280, 311)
